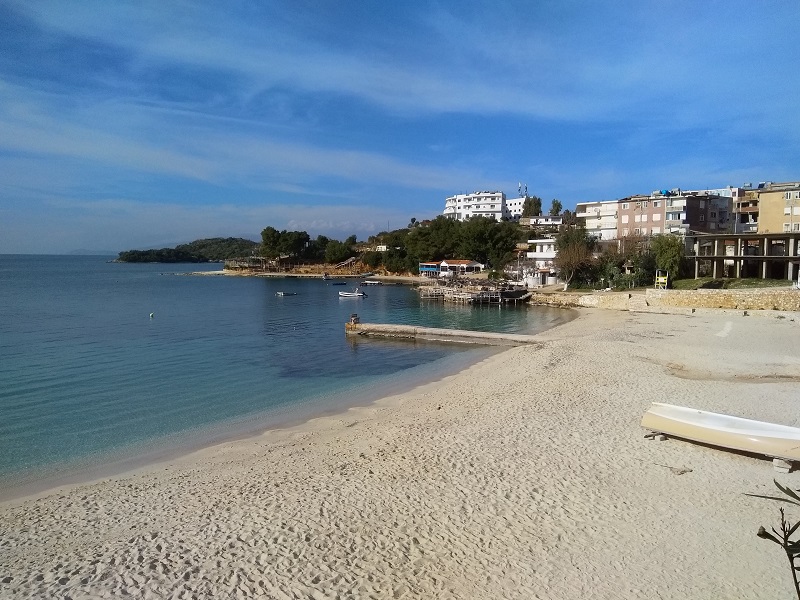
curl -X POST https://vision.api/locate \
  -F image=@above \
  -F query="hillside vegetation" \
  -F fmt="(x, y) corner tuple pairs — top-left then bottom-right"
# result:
(117, 238), (259, 263)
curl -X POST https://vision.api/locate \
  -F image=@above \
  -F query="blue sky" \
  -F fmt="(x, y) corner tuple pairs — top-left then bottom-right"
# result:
(1, 1), (798, 254)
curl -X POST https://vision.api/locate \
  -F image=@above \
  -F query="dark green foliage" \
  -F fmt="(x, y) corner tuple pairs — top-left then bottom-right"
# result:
(404, 216), (518, 269)
(522, 196), (542, 217)
(748, 480), (800, 599)
(361, 251), (383, 269)
(549, 199), (562, 216)
(324, 239), (354, 264)
(650, 234), (685, 285)
(117, 237), (258, 262)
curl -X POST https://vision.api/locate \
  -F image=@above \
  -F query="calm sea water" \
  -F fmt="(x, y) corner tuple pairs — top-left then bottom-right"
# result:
(0, 255), (571, 495)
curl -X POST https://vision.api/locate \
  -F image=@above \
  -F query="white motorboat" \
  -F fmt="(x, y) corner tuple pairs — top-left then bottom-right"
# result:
(339, 288), (367, 298)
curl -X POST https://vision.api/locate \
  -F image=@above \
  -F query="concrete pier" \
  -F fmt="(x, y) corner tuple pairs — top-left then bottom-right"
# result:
(345, 322), (540, 346)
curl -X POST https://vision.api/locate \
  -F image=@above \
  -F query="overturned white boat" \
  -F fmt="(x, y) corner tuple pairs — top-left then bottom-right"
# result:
(641, 402), (800, 468)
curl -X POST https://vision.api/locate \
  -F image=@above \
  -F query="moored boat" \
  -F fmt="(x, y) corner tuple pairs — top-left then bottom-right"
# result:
(276, 291), (297, 296)
(339, 287), (367, 298)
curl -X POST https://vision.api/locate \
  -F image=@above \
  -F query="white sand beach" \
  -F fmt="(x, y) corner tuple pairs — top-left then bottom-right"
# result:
(2, 308), (800, 599)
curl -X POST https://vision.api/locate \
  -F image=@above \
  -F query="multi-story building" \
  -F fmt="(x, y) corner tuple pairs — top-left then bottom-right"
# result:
(524, 238), (558, 286)
(732, 186), (759, 233)
(751, 182), (800, 234)
(575, 200), (618, 240)
(443, 191), (507, 221)
(617, 194), (664, 238)
(660, 190), (732, 236)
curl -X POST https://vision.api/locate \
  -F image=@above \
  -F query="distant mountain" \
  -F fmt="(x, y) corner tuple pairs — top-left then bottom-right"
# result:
(116, 237), (259, 263)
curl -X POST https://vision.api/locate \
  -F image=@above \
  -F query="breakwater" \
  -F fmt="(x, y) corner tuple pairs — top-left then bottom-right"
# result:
(345, 322), (541, 346)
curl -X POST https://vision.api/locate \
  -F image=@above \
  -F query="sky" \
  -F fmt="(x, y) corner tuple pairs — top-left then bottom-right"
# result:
(1, 1), (799, 254)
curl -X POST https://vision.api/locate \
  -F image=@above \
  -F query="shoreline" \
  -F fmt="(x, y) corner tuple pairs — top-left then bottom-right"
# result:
(0, 340), (510, 505)
(3, 309), (800, 598)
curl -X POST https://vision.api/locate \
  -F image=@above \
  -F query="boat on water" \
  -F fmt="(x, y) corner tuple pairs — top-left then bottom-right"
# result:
(331, 281), (347, 286)
(275, 291), (297, 296)
(360, 280), (382, 286)
(641, 402), (800, 463)
(339, 288), (367, 298)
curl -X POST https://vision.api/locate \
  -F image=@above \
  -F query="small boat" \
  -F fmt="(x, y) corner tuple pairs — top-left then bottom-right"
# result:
(360, 280), (382, 285)
(331, 281), (347, 286)
(339, 288), (367, 298)
(276, 291), (297, 296)
(641, 402), (800, 463)
(322, 272), (331, 280)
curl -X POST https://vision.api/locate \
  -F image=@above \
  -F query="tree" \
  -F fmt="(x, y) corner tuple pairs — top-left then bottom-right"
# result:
(324, 240), (353, 264)
(522, 196), (542, 217)
(561, 209), (578, 226)
(554, 226), (596, 290)
(650, 234), (684, 285)
(260, 226), (282, 259)
(278, 230), (310, 258)
(549, 199), (563, 216)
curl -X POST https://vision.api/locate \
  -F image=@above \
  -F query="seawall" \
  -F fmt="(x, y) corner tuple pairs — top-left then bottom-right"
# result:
(527, 287), (800, 313)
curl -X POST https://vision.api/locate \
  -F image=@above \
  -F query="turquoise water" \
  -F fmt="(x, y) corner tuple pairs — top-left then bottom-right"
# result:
(0, 255), (571, 495)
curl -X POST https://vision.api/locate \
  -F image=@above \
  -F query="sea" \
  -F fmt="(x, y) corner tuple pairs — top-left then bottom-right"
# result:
(0, 255), (572, 499)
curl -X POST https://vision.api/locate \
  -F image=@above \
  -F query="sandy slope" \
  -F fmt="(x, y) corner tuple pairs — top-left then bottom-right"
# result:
(2, 309), (800, 599)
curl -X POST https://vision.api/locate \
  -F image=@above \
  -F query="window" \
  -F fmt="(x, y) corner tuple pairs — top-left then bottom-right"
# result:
(623, 228), (629, 236)
(641, 227), (647, 235)
(795, 223), (800, 232)
(651, 226), (661, 234)
(699, 200), (705, 209)
(653, 213), (661, 221)
(785, 223), (792, 232)
(622, 203), (629, 209)
(641, 214), (648, 222)
(642, 201), (649, 208)
(634, 214), (641, 223)
(621, 215), (629, 224)
(710, 211), (717, 218)
(653, 200), (661, 208)
(699, 215), (705, 222)
(634, 228), (641, 235)
(785, 207), (791, 215)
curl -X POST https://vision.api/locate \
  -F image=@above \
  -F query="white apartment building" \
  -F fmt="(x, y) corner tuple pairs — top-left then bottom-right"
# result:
(524, 238), (559, 286)
(443, 191), (521, 222)
(575, 200), (619, 240)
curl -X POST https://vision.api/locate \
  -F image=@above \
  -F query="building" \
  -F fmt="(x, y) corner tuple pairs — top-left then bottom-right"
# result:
(442, 191), (530, 222)
(617, 194), (664, 238)
(751, 182), (800, 234)
(524, 238), (558, 286)
(443, 191), (507, 221)
(575, 200), (619, 240)
(418, 260), (484, 278)
(519, 215), (563, 231)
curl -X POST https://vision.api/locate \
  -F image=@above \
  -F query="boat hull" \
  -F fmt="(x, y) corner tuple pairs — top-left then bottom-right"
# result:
(641, 402), (800, 461)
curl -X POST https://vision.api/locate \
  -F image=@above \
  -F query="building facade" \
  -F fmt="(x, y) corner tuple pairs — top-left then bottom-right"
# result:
(443, 191), (507, 221)
(575, 200), (619, 240)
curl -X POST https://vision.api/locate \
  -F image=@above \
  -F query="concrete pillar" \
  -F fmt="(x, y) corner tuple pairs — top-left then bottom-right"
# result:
(790, 237), (797, 281)
(736, 239), (743, 278)
(712, 239), (719, 278)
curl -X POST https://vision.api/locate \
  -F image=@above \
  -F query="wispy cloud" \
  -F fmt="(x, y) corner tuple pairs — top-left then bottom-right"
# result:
(1, 1), (799, 253)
